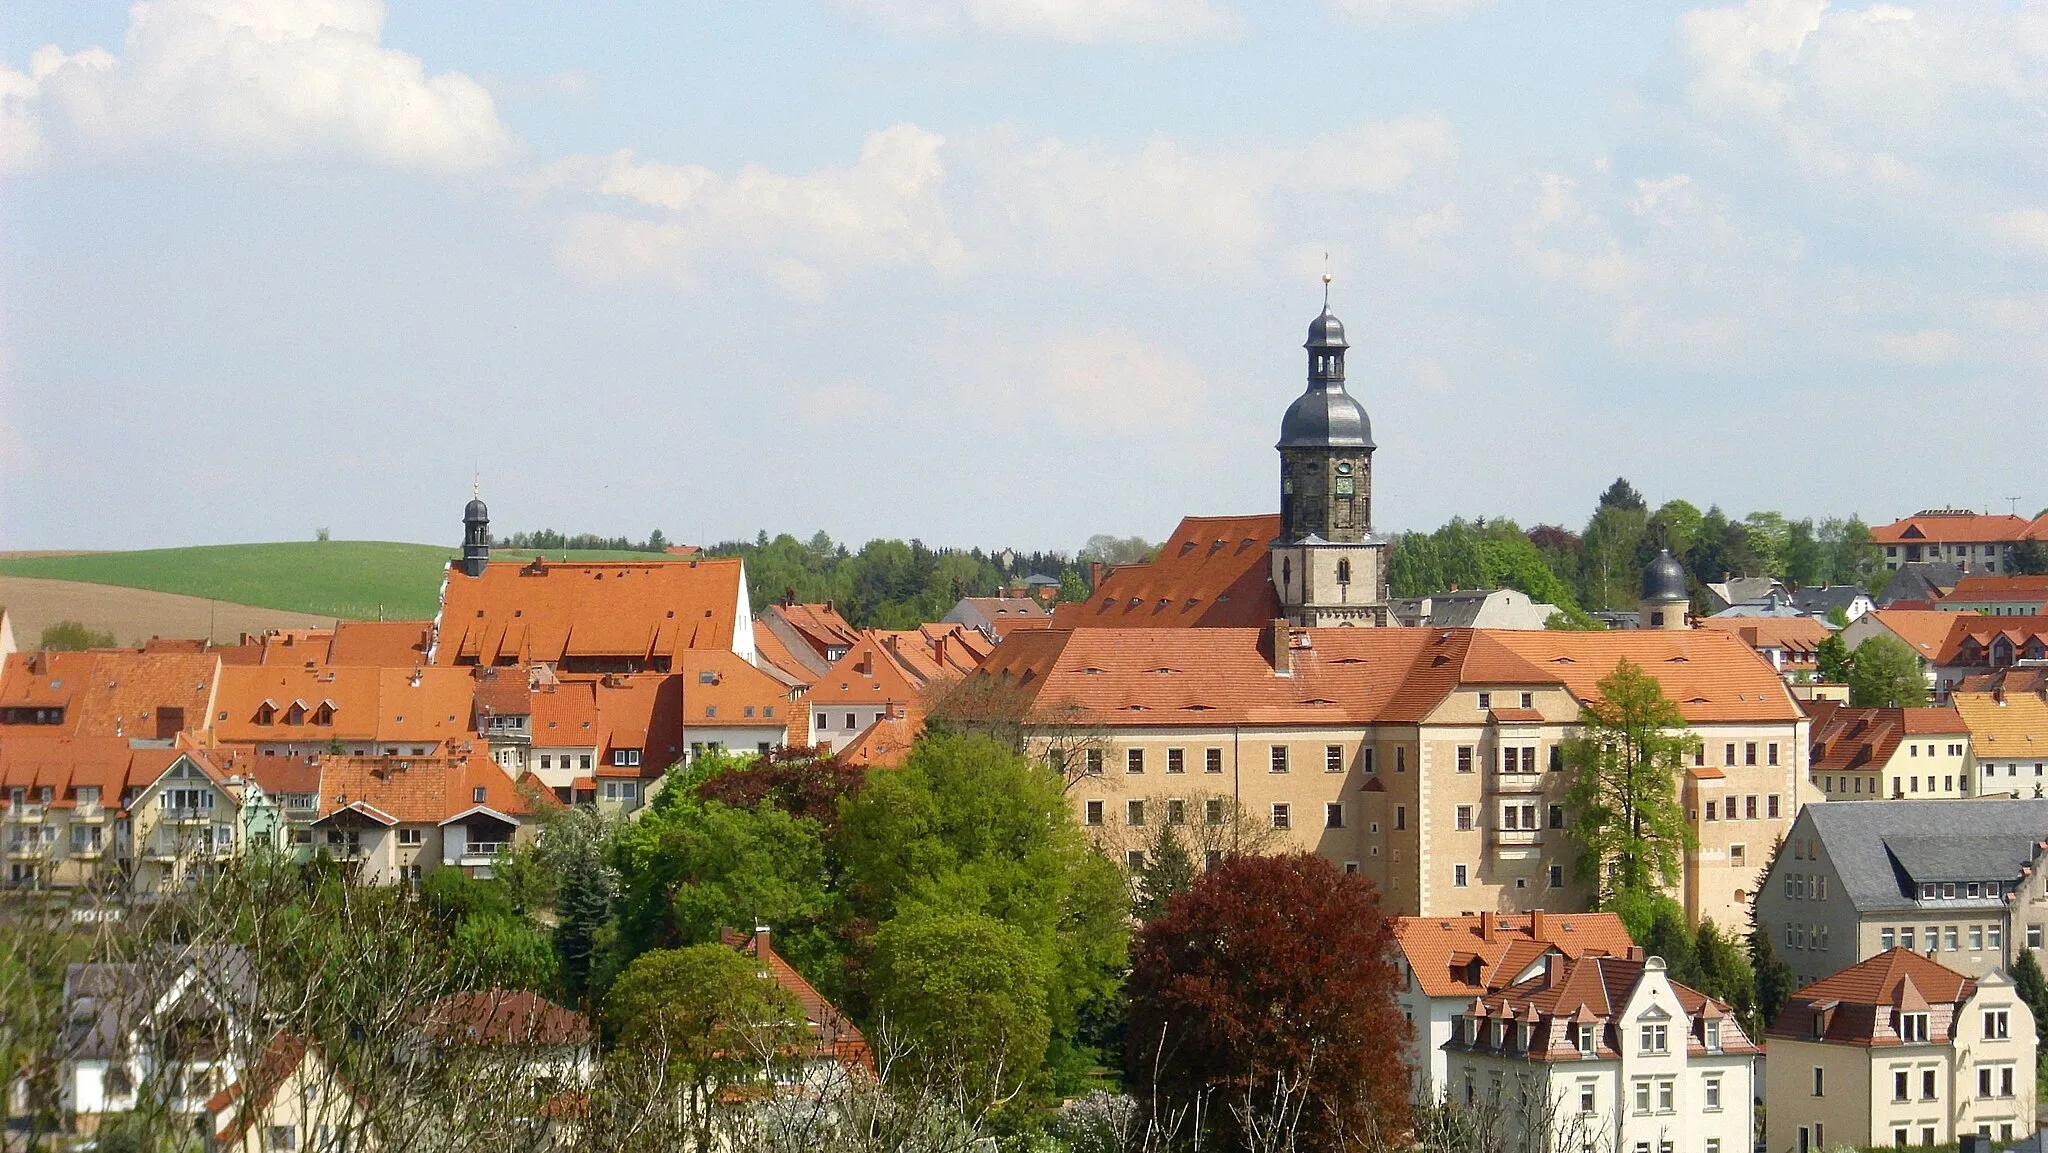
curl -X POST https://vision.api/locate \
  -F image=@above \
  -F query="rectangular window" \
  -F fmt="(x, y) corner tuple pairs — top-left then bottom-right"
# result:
(1126, 850), (1145, 870)
(1979, 1066), (1993, 1098)
(1986, 1009), (2009, 1039)
(1882, 928), (1895, 949)
(845, 714), (857, 730)
(1085, 801), (1103, 826)
(1657, 1079), (1673, 1112)
(1205, 798), (1224, 826)
(1901, 927), (1915, 950)
(1704, 1076), (1721, 1109)
(1128, 748), (1145, 774)
(1990, 924), (2002, 949)
(1363, 747), (1376, 773)
(1396, 747), (1406, 772)
(1971, 925), (1984, 950)
(1550, 745), (1564, 772)
(1746, 742), (1758, 765)
(1900, 1013), (1928, 1042)
(1325, 803), (1343, 829)
(1271, 803), (1291, 830)
(1640, 1024), (1667, 1054)
(1270, 746), (1288, 773)
(1453, 863), (1468, 887)
(1730, 843), (1746, 866)
(1812, 1067), (1824, 1096)
(1634, 1081), (1651, 1113)
(1726, 742), (1736, 765)
(1456, 805), (1474, 831)
(1086, 749), (1104, 775)
(1457, 745), (1474, 773)
(1166, 799), (1186, 825)
(1706, 800), (1717, 821)
(1478, 692), (1492, 709)
(1167, 748), (1185, 774)
(1768, 794), (1781, 818)
(1326, 744), (1345, 773)
(1394, 805), (1406, 831)
(1205, 747), (1222, 773)
(1947, 926), (1961, 951)
(1746, 795), (1758, 819)
(1550, 865), (1563, 887)
(398, 828), (423, 846)
(1924, 1069), (1937, 1100)
(1894, 1071), (1909, 1102)
(1127, 800), (1146, 827)
(1769, 742), (1780, 765)
(1580, 1083), (1595, 1113)
(1549, 804), (1564, 829)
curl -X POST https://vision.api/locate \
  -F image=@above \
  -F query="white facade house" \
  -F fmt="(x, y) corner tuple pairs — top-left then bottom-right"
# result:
(1442, 953), (1758, 1153)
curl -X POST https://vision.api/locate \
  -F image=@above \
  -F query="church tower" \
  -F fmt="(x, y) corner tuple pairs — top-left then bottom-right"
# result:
(460, 489), (490, 578)
(1270, 281), (1389, 627)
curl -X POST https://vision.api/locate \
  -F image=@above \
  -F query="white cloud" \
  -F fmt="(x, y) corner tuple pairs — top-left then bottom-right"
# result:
(558, 124), (965, 291)
(0, 0), (508, 173)
(1329, 0), (1494, 26)
(1990, 209), (2048, 255)
(1034, 328), (1211, 435)
(834, 0), (1242, 44)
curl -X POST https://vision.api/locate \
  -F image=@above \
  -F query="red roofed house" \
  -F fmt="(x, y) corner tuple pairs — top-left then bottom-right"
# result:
(1804, 701), (1973, 801)
(1443, 952), (1757, 1151)
(1765, 949), (2037, 1150)
(205, 1035), (371, 1153)
(975, 622), (1808, 930)
(1936, 575), (2048, 617)
(758, 600), (862, 678)
(0, 649), (222, 742)
(1393, 909), (1636, 1103)
(1, 738), (184, 890)
(722, 927), (871, 1074)
(806, 626), (986, 755)
(414, 989), (594, 1090)
(306, 748), (551, 884)
(1697, 616), (1833, 685)
(1872, 510), (2038, 574)
(1933, 615), (2048, 698)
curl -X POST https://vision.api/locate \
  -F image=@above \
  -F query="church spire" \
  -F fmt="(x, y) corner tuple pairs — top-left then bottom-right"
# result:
(461, 487), (490, 578)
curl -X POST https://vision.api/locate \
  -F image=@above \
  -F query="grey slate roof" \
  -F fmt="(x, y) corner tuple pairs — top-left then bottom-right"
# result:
(1879, 561), (1965, 607)
(1790, 586), (1871, 618)
(1800, 799), (2048, 913)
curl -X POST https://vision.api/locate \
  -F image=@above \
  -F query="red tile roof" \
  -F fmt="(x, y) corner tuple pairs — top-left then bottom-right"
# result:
(211, 665), (476, 748)
(1697, 615), (1831, 656)
(0, 736), (178, 810)
(311, 748), (546, 825)
(1395, 911), (1635, 999)
(1769, 949), (1975, 1046)
(1806, 703), (1967, 773)
(432, 558), (745, 667)
(764, 602), (861, 661)
(418, 990), (592, 1047)
(1488, 629), (1804, 724)
(1861, 610), (1962, 661)
(325, 620), (431, 665)
(1448, 954), (1758, 1062)
(1936, 616), (2048, 666)
(1872, 513), (2034, 545)
(0, 650), (220, 740)
(1050, 515), (1283, 629)
(726, 928), (870, 1070)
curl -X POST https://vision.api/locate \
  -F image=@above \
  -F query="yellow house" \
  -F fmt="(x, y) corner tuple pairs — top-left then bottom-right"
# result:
(1805, 703), (1974, 801)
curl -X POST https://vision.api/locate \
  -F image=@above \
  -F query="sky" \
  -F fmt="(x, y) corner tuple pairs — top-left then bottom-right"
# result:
(2, 0), (2045, 554)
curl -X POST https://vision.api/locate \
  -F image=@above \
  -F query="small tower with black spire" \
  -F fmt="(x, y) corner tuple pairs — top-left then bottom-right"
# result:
(460, 487), (490, 578)
(1639, 549), (1690, 630)
(1269, 274), (1389, 627)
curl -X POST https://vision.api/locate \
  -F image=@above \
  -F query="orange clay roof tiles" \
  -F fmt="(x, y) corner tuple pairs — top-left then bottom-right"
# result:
(433, 558), (744, 667)
(0, 650), (221, 740)
(1487, 629), (1803, 724)
(839, 711), (920, 768)
(1769, 948), (1975, 1045)
(1807, 704), (1966, 773)
(808, 634), (928, 708)
(678, 651), (792, 732)
(1050, 515), (1284, 629)
(1951, 690), (2048, 756)
(1937, 616), (2048, 665)
(210, 665), (476, 747)
(1697, 615), (1831, 654)
(311, 748), (546, 824)
(0, 736), (173, 808)
(531, 681), (603, 743)
(749, 624), (816, 687)
(1394, 912), (1636, 999)
(1872, 514), (2034, 544)
(325, 620), (431, 666)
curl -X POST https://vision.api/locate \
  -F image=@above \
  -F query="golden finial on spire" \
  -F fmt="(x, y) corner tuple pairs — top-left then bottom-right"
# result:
(1322, 253), (1332, 308)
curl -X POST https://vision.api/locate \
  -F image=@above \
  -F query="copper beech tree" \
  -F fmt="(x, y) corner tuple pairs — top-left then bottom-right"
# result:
(1126, 853), (1411, 1152)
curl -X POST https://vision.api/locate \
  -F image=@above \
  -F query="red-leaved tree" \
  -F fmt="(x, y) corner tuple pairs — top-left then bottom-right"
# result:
(1127, 853), (1411, 1151)
(693, 746), (867, 835)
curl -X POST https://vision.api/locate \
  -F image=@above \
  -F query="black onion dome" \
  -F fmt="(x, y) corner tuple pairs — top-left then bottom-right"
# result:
(1641, 549), (1688, 602)
(1278, 389), (1373, 449)
(1306, 306), (1348, 349)
(464, 498), (489, 522)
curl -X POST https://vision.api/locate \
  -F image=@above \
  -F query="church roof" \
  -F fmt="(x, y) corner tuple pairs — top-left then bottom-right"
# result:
(1049, 515), (1283, 629)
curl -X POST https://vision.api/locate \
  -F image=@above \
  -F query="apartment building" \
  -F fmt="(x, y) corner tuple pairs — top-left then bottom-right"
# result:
(1805, 702), (1974, 800)
(807, 625), (989, 754)
(1755, 799), (2048, 986)
(1698, 616), (1831, 684)
(1871, 512), (2039, 574)
(1392, 910), (1636, 1105)
(1441, 952), (1757, 1153)
(210, 664), (479, 759)
(1765, 949), (2036, 1151)
(978, 622), (1807, 929)
(1951, 688), (2048, 796)
(1, 737), (182, 889)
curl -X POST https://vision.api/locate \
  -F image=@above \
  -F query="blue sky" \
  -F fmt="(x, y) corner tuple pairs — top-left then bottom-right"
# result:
(2, 0), (2044, 553)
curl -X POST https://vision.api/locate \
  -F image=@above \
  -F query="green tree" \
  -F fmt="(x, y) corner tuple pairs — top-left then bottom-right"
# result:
(2012, 540), (2048, 577)
(1579, 503), (1650, 611)
(1748, 839), (1800, 1033)
(603, 944), (808, 1144)
(1613, 890), (1699, 985)
(1564, 658), (1699, 904)
(869, 908), (1053, 1111)
(38, 620), (115, 651)
(1599, 477), (1647, 512)
(2011, 949), (2048, 1049)
(1693, 919), (1758, 1026)
(1133, 822), (1195, 922)
(554, 848), (616, 1008)
(836, 733), (1128, 1091)
(1816, 633), (1852, 683)
(453, 912), (559, 991)
(1848, 635), (1929, 707)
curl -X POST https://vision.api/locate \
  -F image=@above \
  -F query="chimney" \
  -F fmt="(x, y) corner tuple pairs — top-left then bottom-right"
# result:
(933, 634), (948, 669)
(884, 635), (900, 658)
(1269, 619), (1292, 677)
(1628, 946), (1646, 962)
(1090, 560), (1104, 592)
(1530, 909), (1546, 939)
(754, 925), (771, 957)
(860, 648), (874, 675)
(1543, 951), (1561, 988)
(1479, 911), (1495, 942)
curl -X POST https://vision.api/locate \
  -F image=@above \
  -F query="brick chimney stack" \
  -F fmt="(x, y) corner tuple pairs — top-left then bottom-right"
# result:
(1479, 911), (1495, 943)
(1268, 619), (1292, 677)
(1530, 909), (1546, 939)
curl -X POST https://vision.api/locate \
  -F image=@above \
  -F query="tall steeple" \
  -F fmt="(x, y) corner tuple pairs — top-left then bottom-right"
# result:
(461, 484), (490, 578)
(1270, 277), (1389, 627)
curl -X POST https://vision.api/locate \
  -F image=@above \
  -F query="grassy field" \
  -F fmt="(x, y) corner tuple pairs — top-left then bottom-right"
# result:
(0, 541), (667, 622)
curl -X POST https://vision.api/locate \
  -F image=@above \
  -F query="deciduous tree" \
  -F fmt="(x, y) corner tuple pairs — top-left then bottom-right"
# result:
(1127, 853), (1409, 1152)
(869, 909), (1052, 1113)
(1848, 635), (1929, 707)
(1564, 658), (1698, 905)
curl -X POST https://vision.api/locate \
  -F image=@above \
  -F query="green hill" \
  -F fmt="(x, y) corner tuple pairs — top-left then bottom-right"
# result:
(0, 541), (667, 621)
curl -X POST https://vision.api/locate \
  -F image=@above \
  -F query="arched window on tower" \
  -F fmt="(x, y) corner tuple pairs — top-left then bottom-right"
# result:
(1337, 559), (1352, 585)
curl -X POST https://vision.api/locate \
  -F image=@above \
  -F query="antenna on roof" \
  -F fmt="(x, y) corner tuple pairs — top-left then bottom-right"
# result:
(2010, 497), (2022, 516)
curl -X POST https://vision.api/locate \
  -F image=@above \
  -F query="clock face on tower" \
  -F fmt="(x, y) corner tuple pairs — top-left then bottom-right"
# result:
(1335, 462), (1353, 476)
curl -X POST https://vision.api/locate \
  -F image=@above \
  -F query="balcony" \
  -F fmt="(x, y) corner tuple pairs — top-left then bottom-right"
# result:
(6, 840), (55, 860)
(160, 807), (214, 824)
(1494, 772), (1543, 795)
(1494, 828), (1542, 848)
(4, 802), (48, 821)
(450, 840), (511, 867)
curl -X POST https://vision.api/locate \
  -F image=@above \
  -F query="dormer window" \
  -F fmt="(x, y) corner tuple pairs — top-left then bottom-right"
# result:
(1899, 1012), (1929, 1042)
(311, 703), (334, 726)
(285, 703), (305, 726)
(254, 703), (276, 725)
(1705, 1019), (1721, 1052)
(1577, 1023), (1596, 1054)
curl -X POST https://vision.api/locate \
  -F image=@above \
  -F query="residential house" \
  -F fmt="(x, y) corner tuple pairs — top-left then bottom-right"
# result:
(129, 750), (270, 892)
(977, 622), (1808, 930)
(1872, 512), (2035, 574)
(1791, 586), (1877, 624)
(1699, 617), (1832, 684)
(1933, 617), (2048, 698)
(677, 649), (799, 765)
(1804, 702), (1974, 801)
(1765, 949), (2037, 1151)
(1705, 576), (1790, 615)
(757, 600), (862, 678)
(1754, 798), (2048, 987)
(721, 927), (872, 1074)
(204, 1035), (373, 1153)
(413, 989), (594, 1091)
(1390, 588), (1560, 630)
(806, 626), (987, 755)
(1940, 576), (2048, 617)
(1392, 909), (1636, 1105)
(1441, 952), (1757, 1153)
(1709, 590), (1808, 620)
(1950, 689), (2048, 798)
(1, 738), (179, 890)
(59, 947), (255, 1135)
(431, 555), (756, 670)
(1841, 610), (1961, 693)
(306, 749), (549, 884)
(209, 664), (479, 760)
